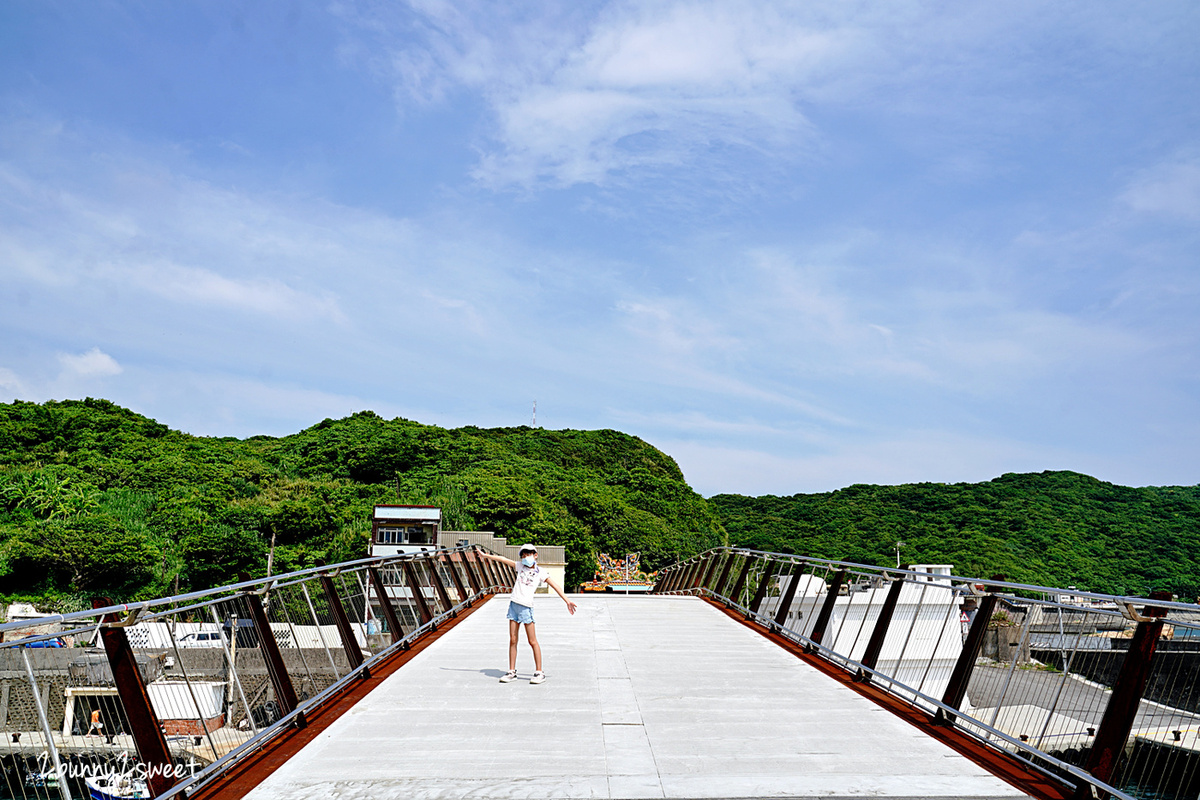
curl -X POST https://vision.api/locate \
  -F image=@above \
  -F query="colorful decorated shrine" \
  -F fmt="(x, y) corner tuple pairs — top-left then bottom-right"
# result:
(580, 552), (657, 592)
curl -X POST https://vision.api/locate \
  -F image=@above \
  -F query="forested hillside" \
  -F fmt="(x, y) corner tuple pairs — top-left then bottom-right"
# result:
(714, 472), (1200, 598)
(4, 399), (1196, 612)
(0, 399), (724, 610)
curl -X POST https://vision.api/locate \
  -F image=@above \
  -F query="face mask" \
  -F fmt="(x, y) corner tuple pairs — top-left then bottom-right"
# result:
(521, 556), (536, 567)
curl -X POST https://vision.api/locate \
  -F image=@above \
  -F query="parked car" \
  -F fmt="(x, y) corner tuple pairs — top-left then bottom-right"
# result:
(176, 631), (224, 648)
(22, 636), (65, 648)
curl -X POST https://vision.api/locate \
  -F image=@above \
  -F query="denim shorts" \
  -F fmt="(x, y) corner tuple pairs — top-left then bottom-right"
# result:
(507, 601), (535, 624)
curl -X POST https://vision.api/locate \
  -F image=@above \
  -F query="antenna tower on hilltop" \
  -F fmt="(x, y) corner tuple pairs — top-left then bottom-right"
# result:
(532, 400), (537, 428)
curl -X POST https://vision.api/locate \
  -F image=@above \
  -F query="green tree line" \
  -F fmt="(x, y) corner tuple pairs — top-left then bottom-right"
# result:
(713, 471), (1200, 599)
(0, 399), (724, 610)
(4, 399), (1196, 612)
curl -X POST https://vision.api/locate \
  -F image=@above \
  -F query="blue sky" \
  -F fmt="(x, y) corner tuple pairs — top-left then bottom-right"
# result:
(2, 1), (1198, 495)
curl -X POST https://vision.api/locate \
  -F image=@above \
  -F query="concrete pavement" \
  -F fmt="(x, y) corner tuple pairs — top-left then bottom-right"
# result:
(241, 595), (1028, 799)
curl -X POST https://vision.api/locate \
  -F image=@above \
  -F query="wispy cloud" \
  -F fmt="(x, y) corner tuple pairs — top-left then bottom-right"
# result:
(1122, 155), (1200, 221)
(57, 347), (122, 379)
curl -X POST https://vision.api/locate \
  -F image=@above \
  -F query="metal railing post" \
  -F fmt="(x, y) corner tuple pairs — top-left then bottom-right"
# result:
(713, 552), (737, 597)
(442, 551), (471, 604)
(318, 565), (365, 674)
(670, 563), (688, 592)
(698, 552), (721, 591)
(674, 562), (693, 592)
(858, 570), (907, 681)
(748, 557), (773, 617)
(686, 558), (705, 591)
(938, 593), (997, 721)
(473, 547), (497, 589)
(240, 579), (303, 724)
(671, 564), (687, 592)
(459, 551), (484, 595)
(368, 565), (407, 643)
(651, 565), (670, 593)
(773, 561), (806, 628)
(402, 560), (435, 627)
(92, 598), (179, 797)
(1077, 592), (1172, 797)
(425, 555), (456, 616)
(807, 569), (847, 648)
(21, 648), (72, 800)
(727, 556), (754, 608)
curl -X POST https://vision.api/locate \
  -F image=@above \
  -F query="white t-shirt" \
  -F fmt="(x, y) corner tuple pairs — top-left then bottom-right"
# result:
(510, 563), (549, 607)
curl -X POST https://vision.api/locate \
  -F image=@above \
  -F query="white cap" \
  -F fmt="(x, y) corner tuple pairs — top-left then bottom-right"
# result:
(519, 543), (538, 555)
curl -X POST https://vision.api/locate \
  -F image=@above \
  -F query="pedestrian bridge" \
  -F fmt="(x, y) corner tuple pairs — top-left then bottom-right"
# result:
(2, 546), (1196, 800)
(237, 594), (1021, 800)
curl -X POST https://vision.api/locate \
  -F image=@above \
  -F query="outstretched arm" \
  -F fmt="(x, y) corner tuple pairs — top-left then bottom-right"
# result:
(478, 551), (516, 568)
(546, 577), (577, 615)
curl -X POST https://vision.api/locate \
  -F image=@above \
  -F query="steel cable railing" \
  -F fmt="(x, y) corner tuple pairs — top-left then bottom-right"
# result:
(0, 544), (514, 800)
(654, 547), (1200, 800)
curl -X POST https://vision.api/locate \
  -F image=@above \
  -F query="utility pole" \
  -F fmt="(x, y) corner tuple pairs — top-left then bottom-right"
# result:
(532, 400), (537, 428)
(894, 541), (905, 568)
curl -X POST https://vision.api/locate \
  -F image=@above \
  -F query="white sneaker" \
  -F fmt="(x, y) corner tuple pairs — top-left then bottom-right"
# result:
(529, 671), (546, 685)
(499, 670), (518, 683)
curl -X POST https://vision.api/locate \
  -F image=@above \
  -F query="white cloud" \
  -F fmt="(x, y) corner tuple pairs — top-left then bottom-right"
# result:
(1122, 156), (1200, 220)
(99, 259), (345, 321)
(57, 347), (123, 379)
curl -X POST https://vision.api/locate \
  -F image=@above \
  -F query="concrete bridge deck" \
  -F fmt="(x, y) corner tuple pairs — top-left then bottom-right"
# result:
(242, 595), (1028, 800)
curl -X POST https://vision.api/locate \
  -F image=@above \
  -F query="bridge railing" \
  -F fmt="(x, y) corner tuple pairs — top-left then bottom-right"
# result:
(0, 544), (514, 800)
(654, 547), (1200, 800)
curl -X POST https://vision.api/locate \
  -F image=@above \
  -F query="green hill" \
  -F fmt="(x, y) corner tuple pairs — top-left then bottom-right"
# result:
(5, 399), (1196, 610)
(0, 399), (724, 609)
(713, 471), (1200, 598)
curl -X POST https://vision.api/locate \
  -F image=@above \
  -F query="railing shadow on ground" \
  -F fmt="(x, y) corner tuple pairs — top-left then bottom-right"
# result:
(653, 547), (1200, 800)
(0, 544), (514, 800)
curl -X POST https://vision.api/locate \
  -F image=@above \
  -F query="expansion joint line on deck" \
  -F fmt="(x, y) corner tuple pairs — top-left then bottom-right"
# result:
(702, 597), (1074, 800)
(187, 593), (496, 800)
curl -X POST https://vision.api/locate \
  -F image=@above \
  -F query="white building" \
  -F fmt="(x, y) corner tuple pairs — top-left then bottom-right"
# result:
(759, 564), (966, 711)
(369, 505), (442, 556)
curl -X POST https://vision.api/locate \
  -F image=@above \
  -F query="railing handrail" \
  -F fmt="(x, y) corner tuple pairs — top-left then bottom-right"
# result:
(0, 543), (498, 639)
(671, 546), (1199, 614)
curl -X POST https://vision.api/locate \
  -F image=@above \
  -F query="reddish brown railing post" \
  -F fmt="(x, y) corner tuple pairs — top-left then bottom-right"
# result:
(240, 578), (304, 726)
(651, 569), (667, 593)
(675, 561), (695, 592)
(713, 553), (737, 597)
(368, 566), (405, 644)
(401, 560), (435, 628)
(698, 552), (721, 591)
(1076, 591), (1172, 798)
(687, 557), (706, 590)
(748, 559), (773, 618)
(441, 552), (471, 605)
(425, 555), (456, 616)
(727, 556), (754, 608)
(670, 564), (687, 592)
(938, 593), (997, 722)
(773, 561), (807, 628)
(317, 564), (365, 674)
(93, 599), (178, 798)
(473, 547), (498, 589)
(459, 551), (484, 595)
(807, 569), (847, 648)
(857, 570), (907, 681)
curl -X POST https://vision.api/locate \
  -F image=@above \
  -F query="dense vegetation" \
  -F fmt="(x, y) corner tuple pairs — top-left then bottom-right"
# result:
(0, 399), (724, 610)
(714, 472), (1200, 598)
(4, 399), (1196, 611)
